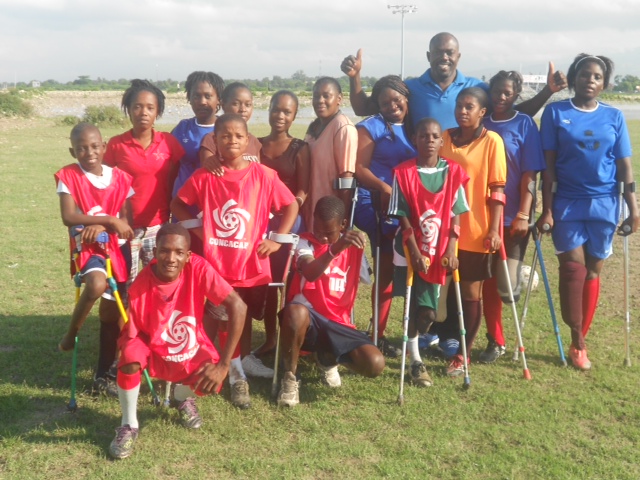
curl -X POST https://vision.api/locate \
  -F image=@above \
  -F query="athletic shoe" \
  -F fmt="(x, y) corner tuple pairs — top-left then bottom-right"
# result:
(241, 354), (275, 378)
(446, 354), (466, 377)
(410, 361), (433, 387)
(230, 379), (251, 409)
(439, 338), (460, 359)
(109, 424), (139, 460)
(377, 337), (402, 358)
(277, 371), (300, 408)
(177, 398), (202, 429)
(418, 332), (440, 349)
(569, 345), (592, 371)
(93, 375), (118, 398)
(107, 360), (118, 380)
(478, 334), (506, 364)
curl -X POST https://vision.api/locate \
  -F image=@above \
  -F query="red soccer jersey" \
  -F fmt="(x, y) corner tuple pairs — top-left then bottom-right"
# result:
(177, 162), (295, 287)
(104, 130), (184, 228)
(287, 233), (363, 328)
(54, 164), (133, 282)
(392, 158), (469, 284)
(121, 254), (232, 381)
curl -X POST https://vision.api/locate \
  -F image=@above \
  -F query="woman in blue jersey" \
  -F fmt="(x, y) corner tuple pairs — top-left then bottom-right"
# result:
(478, 71), (546, 364)
(353, 75), (417, 357)
(171, 71), (225, 254)
(538, 54), (639, 370)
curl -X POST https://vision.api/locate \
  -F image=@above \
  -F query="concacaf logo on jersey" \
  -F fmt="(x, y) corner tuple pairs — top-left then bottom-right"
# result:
(161, 310), (199, 362)
(419, 209), (441, 256)
(210, 199), (250, 249)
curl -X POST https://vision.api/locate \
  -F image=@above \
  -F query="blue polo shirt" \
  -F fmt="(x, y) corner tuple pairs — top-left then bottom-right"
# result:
(405, 69), (487, 130)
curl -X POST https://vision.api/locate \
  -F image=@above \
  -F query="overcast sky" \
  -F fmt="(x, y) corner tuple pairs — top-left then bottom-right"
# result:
(1, 0), (639, 85)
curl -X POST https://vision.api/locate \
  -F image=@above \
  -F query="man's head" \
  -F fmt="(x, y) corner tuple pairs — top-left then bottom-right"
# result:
(427, 32), (461, 83)
(69, 122), (105, 174)
(153, 223), (192, 282)
(312, 195), (347, 244)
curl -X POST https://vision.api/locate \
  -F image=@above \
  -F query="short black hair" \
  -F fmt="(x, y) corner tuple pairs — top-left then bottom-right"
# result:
(457, 86), (489, 110)
(313, 77), (342, 95)
(314, 195), (345, 223)
(489, 70), (523, 95)
(214, 113), (247, 133)
(69, 122), (101, 143)
(414, 117), (442, 134)
(269, 90), (299, 112)
(221, 82), (252, 104)
(121, 79), (166, 118)
(184, 71), (225, 106)
(156, 223), (191, 249)
(567, 53), (614, 90)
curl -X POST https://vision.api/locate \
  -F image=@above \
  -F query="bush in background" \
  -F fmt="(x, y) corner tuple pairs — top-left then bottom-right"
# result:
(82, 105), (129, 128)
(0, 90), (34, 117)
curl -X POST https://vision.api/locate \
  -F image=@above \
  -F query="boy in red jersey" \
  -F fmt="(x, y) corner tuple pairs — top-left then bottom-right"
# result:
(109, 223), (246, 459)
(388, 118), (469, 386)
(171, 113), (298, 408)
(55, 123), (134, 396)
(276, 195), (385, 408)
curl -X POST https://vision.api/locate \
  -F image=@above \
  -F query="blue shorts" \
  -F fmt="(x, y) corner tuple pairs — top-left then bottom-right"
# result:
(353, 200), (398, 254)
(80, 255), (127, 302)
(552, 196), (617, 259)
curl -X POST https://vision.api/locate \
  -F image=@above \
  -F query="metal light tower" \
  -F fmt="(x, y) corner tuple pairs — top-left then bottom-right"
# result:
(387, 4), (417, 79)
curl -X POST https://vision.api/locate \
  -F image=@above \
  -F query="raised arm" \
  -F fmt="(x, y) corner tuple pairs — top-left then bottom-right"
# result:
(298, 230), (366, 282)
(340, 49), (379, 117)
(515, 62), (568, 117)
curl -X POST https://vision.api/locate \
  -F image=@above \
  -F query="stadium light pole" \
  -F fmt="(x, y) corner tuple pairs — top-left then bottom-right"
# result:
(387, 4), (417, 79)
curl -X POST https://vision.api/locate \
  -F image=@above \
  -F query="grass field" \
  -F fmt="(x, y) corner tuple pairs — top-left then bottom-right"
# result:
(0, 118), (639, 479)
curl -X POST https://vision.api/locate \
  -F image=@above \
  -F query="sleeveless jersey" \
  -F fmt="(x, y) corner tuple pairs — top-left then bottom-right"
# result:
(288, 233), (363, 327)
(176, 162), (295, 287)
(392, 158), (469, 284)
(54, 164), (133, 282)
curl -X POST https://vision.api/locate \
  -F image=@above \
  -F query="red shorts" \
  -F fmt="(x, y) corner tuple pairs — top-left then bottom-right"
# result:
(118, 335), (220, 386)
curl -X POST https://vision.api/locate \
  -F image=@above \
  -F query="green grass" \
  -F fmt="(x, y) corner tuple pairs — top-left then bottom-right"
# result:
(0, 119), (639, 479)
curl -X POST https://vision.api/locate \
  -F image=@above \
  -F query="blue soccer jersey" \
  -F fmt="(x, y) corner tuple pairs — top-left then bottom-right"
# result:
(171, 117), (215, 198)
(484, 112), (546, 225)
(540, 99), (632, 199)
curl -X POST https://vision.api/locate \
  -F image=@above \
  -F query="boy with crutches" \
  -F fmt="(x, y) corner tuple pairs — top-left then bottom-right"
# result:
(388, 118), (469, 387)
(55, 123), (134, 397)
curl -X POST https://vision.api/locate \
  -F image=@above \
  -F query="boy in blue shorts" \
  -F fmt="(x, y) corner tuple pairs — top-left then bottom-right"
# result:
(55, 122), (134, 396)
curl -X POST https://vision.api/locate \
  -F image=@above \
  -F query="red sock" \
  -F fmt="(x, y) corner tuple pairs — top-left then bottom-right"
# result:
(581, 277), (600, 338)
(117, 369), (141, 390)
(482, 277), (504, 346)
(558, 261), (587, 349)
(374, 283), (393, 337)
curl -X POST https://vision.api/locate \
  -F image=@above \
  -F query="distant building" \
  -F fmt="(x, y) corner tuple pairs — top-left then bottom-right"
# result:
(31, 80), (40, 88)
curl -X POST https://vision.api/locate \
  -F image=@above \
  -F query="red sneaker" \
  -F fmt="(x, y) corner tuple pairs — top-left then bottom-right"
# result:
(446, 354), (466, 377)
(569, 345), (592, 371)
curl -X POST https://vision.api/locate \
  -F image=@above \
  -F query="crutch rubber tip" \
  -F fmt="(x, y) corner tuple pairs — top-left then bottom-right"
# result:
(67, 401), (77, 412)
(152, 397), (161, 407)
(561, 359), (568, 367)
(523, 370), (532, 380)
(512, 352), (519, 362)
(463, 377), (471, 389)
(624, 358), (632, 367)
(397, 396), (404, 406)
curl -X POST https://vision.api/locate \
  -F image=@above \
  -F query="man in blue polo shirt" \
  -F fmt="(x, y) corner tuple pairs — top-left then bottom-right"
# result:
(341, 32), (566, 129)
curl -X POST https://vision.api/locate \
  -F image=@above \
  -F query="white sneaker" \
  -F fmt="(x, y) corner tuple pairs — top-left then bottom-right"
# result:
(277, 371), (300, 408)
(316, 362), (341, 388)
(241, 354), (274, 379)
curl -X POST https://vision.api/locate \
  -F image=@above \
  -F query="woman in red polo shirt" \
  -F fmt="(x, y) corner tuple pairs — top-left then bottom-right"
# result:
(105, 79), (185, 284)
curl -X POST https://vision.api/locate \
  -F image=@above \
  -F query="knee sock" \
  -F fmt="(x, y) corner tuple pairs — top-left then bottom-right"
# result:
(462, 299), (482, 354)
(581, 278), (600, 338)
(408, 335), (421, 365)
(558, 261), (587, 349)
(375, 283), (393, 337)
(228, 357), (246, 385)
(117, 370), (140, 428)
(97, 321), (120, 378)
(174, 384), (196, 402)
(482, 277), (505, 346)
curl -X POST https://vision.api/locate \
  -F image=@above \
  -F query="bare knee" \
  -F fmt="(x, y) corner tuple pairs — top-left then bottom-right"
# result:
(119, 362), (141, 375)
(84, 272), (108, 300)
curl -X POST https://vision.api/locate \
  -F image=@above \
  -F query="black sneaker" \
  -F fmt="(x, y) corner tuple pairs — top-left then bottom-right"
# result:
(177, 398), (202, 429)
(93, 375), (118, 398)
(109, 424), (139, 459)
(377, 337), (402, 358)
(478, 334), (506, 364)
(107, 360), (118, 380)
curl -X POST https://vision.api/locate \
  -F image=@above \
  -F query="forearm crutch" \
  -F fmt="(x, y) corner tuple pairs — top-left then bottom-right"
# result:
(619, 182), (632, 367)
(397, 244), (414, 406)
(498, 222), (532, 380)
(335, 177), (359, 326)
(97, 232), (161, 406)
(443, 244), (470, 389)
(67, 240), (83, 412)
(269, 232), (300, 400)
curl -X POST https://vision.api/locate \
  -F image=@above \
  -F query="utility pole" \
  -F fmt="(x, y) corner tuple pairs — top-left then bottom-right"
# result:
(387, 5), (417, 79)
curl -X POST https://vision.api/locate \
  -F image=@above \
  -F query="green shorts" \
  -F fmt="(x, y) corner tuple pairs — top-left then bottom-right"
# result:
(393, 266), (440, 310)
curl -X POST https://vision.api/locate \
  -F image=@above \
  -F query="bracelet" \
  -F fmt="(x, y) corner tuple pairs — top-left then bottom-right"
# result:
(295, 196), (304, 207)
(327, 244), (337, 258)
(516, 211), (530, 220)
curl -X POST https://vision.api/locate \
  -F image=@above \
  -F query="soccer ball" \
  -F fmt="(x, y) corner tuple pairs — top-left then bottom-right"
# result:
(520, 265), (539, 290)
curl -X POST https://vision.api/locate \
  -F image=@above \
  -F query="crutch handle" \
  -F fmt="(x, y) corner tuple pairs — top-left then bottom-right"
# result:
(542, 223), (551, 232)
(96, 232), (109, 243)
(334, 177), (357, 190)
(180, 218), (203, 229)
(268, 232), (300, 245)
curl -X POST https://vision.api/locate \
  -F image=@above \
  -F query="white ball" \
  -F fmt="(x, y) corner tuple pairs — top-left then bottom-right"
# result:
(520, 265), (539, 290)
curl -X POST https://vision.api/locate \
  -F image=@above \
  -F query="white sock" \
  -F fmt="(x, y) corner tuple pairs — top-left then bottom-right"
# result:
(173, 383), (195, 402)
(118, 383), (140, 429)
(408, 335), (422, 365)
(228, 356), (246, 385)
